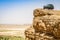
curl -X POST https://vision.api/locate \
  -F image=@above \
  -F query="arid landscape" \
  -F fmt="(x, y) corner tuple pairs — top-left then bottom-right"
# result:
(0, 24), (31, 40)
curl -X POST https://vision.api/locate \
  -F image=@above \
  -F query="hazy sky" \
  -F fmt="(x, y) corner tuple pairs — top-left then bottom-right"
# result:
(0, 0), (60, 24)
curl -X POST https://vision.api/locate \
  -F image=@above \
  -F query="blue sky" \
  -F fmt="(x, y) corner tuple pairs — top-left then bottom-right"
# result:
(0, 0), (60, 24)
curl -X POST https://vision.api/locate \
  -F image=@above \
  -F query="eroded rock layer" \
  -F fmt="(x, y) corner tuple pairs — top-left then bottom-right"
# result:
(25, 8), (60, 40)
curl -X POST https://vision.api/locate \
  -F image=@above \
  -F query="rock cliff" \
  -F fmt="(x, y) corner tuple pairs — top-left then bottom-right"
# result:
(25, 8), (60, 40)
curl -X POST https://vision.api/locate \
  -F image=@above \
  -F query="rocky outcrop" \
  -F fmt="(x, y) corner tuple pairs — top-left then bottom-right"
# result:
(25, 26), (35, 40)
(25, 8), (60, 40)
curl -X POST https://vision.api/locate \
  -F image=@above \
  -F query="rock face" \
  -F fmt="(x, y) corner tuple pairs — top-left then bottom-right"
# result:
(25, 8), (60, 40)
(25, 26), (35, 40)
